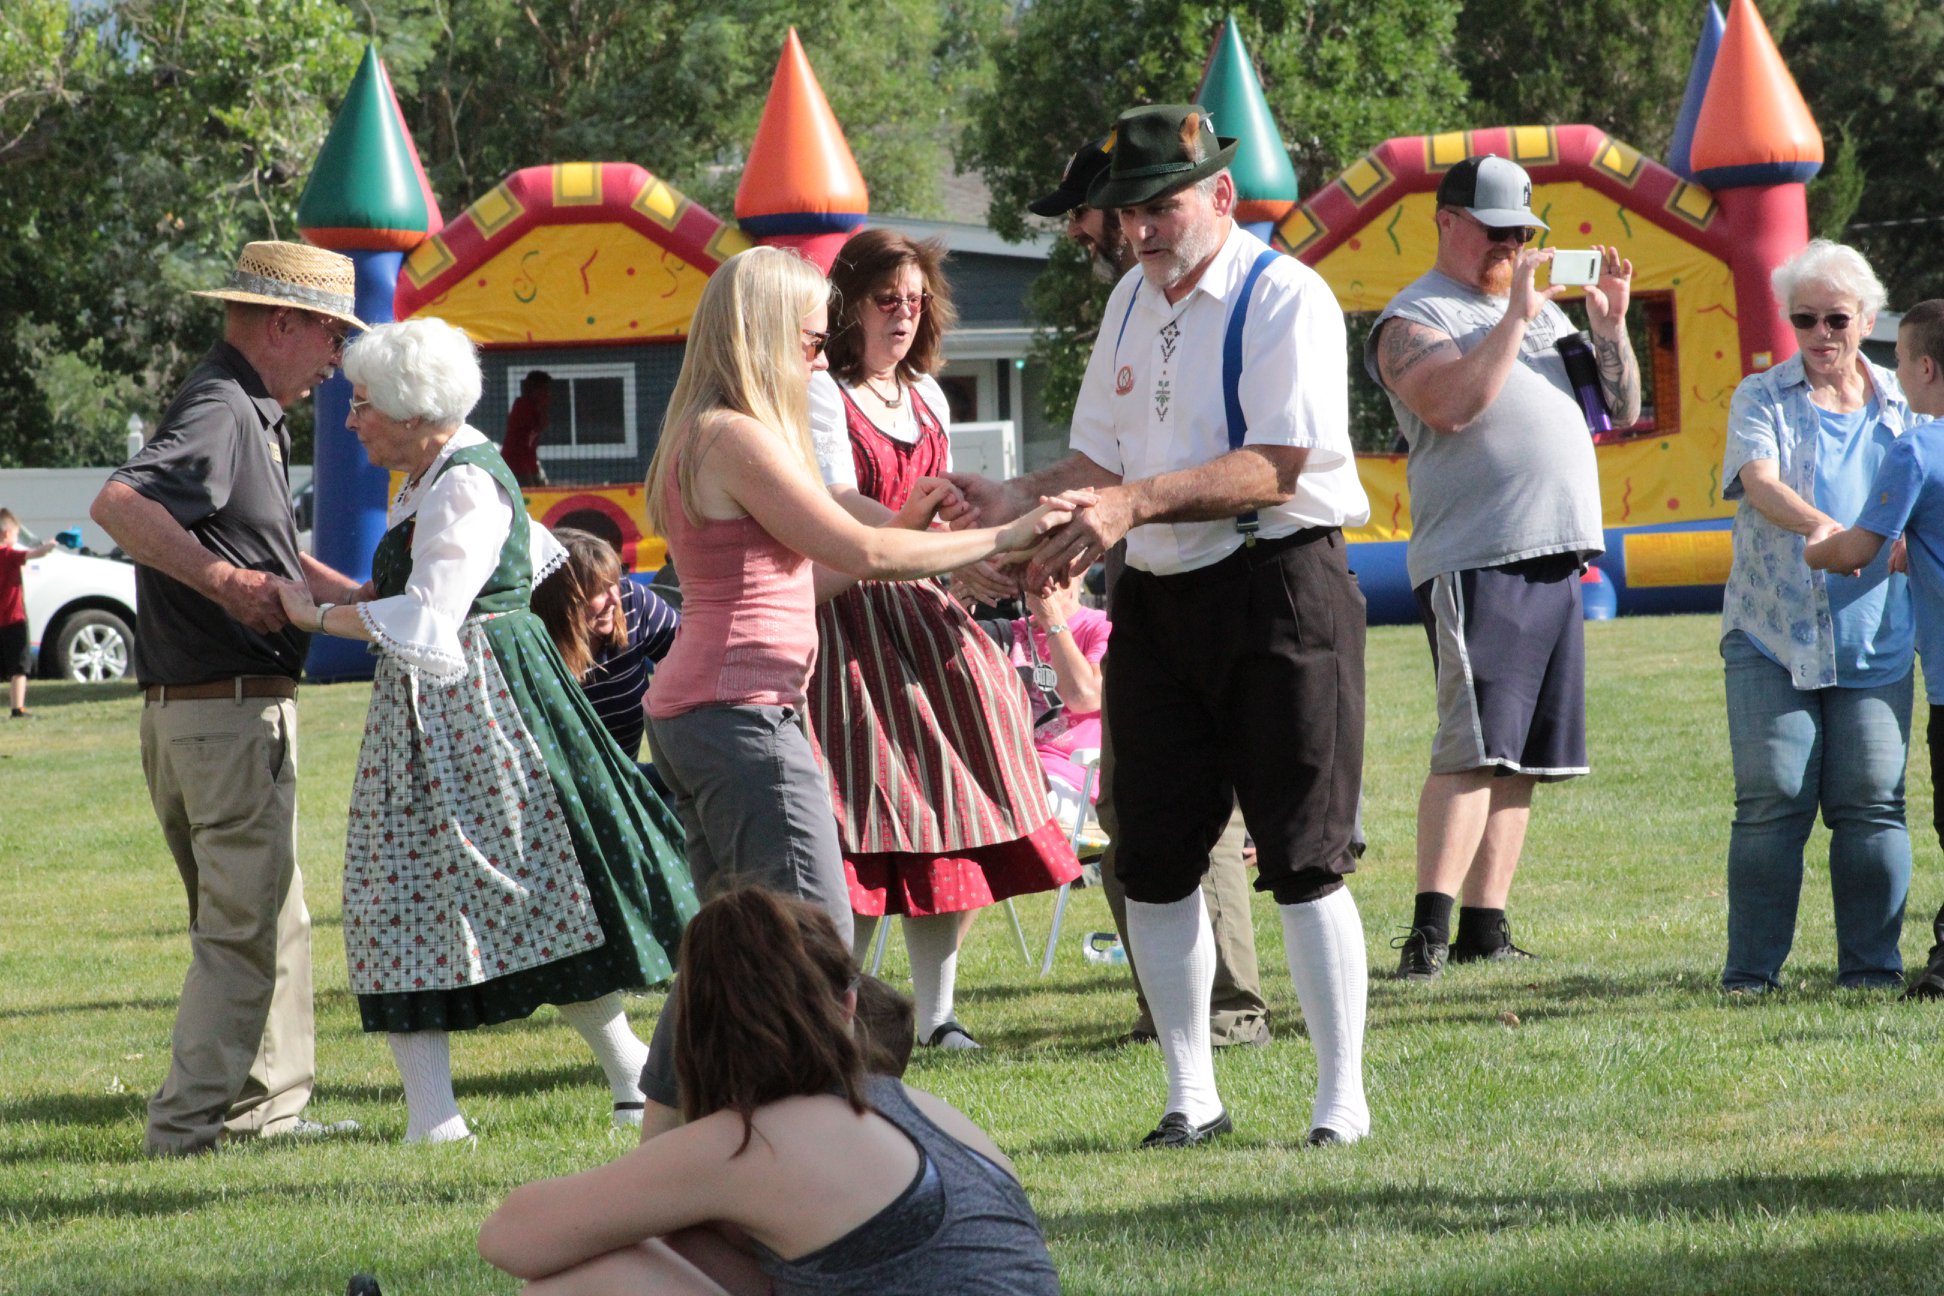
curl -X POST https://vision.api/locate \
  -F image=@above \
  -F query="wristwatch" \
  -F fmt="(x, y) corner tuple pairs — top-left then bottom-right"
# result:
(1040, 621), (1069, 637)
(314, 602), (337, 634)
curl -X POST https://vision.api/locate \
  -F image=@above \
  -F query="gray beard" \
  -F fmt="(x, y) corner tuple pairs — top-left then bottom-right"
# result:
(1139, 217), (1221, 293)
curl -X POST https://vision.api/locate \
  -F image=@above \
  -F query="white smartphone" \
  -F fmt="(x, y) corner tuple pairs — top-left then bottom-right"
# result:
(1548, 249), (1602, 287)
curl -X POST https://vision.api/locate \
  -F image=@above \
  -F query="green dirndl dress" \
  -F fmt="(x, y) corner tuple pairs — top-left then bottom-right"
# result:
(347, 442), (697, 1033)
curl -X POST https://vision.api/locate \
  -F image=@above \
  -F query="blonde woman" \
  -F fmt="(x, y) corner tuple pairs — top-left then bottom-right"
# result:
(635, 246), (1068, 1136)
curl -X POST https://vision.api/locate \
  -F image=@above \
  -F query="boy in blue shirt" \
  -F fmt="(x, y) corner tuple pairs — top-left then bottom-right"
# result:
(1807, 299), (1944, 999)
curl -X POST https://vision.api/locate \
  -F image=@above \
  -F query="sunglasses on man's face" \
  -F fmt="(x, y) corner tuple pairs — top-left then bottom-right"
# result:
(1789, 311), (1855, 333)
(1458, 211), (1536, 245)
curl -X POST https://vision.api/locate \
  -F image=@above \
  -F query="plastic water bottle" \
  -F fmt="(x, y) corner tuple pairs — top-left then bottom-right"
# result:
(1082, 931), (1127, 965)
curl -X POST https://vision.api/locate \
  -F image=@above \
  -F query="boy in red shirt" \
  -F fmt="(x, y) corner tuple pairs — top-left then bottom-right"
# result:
(0, 509), (58, 716)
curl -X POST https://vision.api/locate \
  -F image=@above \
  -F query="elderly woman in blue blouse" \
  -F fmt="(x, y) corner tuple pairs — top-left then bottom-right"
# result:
(280, 318), (696, 1142)
(1720, 239), (1915, 993)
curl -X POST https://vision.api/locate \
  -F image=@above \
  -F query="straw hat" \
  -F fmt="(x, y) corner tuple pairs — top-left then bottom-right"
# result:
(191, 240), (367, 330)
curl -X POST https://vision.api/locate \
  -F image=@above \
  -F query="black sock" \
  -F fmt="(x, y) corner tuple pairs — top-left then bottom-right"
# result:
(1455, 906), (1507, 952)
(1412, 892), (1455, 945)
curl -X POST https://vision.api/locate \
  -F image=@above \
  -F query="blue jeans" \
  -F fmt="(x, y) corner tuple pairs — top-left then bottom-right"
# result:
(1722, 631), (1912, 989)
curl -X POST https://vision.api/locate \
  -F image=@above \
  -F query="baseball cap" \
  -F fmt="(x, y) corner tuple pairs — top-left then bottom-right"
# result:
(1028, 137), (1113, 217)
(1435, 155), (1548, 230)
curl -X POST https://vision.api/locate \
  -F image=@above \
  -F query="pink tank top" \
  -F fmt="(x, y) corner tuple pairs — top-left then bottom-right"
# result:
(646, 471), (818, 717)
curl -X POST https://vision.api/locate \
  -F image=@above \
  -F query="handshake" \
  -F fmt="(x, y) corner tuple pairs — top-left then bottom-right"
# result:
(898, 471), (1123, 603)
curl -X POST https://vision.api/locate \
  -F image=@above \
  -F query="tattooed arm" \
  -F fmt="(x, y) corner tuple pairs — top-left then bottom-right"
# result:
(1584, 244), (1641, 427)
(1375, 245), (1563, 434)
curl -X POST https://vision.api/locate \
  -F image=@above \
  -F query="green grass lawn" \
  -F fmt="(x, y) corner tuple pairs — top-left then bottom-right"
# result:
(4, 613), (1942, 1294)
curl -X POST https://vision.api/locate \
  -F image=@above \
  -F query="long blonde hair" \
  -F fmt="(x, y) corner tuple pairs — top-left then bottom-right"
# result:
(645, 247), (828, 535)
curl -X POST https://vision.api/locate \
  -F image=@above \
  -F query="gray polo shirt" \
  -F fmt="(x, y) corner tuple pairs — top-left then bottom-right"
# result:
(109, 342), (311, 684)
(1364, 269), (1604, 587)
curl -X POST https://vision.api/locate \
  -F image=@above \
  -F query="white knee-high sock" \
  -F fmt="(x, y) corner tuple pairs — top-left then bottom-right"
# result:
(1125, 891), (1222, 1125)
(557, 993), (650, 1105)
(1279, 886), (1371, 1141)
(903, 913), (964, 1038)
(388, 1031), (469, 1144)
(851, 914), (881, 969)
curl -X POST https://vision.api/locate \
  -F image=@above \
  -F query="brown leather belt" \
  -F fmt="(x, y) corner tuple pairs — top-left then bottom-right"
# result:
(143, 677), (298, 704)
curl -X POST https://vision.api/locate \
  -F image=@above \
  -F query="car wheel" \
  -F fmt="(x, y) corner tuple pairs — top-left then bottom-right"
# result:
(51, 609), (134, 682)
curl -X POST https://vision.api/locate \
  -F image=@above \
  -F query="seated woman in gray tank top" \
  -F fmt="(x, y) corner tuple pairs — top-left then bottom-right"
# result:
(478, 888), (1060, 1295)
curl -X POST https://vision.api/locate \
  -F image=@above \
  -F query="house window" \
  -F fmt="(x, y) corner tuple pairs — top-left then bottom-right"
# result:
(507, 362), (638, 462)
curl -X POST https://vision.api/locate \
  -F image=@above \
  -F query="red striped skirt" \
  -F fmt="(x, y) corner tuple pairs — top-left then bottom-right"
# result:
(811, 579), (1081, 917)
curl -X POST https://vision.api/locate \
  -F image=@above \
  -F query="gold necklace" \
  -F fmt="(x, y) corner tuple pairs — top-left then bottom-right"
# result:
(861, 373), (903, 409)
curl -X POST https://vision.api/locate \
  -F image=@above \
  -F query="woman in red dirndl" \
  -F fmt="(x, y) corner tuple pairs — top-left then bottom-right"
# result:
(808, 229), (1080, 1049)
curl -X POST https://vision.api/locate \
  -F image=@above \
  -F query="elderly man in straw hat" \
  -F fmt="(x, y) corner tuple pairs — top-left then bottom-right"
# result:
(948, 104), (1372, 1149)
(93, 241), (370, 1155)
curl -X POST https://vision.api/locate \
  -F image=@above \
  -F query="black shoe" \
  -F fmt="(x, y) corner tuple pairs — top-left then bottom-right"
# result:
(1139, 1109), (1233, 1149)
(1392, 927), (1448, 981)
(1112, 1026), (1158, 1047)
(1902, 946), (1944, 1002)
(1449, 915), (1535, 965)
(921, 1020), (981, 1050)
(1305, 1127), (1345, 1147)
(346, 1275), (382, 1296)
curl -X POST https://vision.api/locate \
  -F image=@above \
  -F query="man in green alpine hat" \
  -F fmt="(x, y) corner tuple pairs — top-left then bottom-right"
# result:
(949, 104), (1373, 1150)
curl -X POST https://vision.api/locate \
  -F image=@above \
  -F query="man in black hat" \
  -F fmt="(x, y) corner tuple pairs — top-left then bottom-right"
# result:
(952, 103), (1372, 1149)
(1365, 155), (1638, 983)
(1026, 136), (1272, 1054)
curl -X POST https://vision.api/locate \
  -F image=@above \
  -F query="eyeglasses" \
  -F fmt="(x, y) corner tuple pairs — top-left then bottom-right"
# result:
(348, 397), (373, 417)
(1460, 211), (1537, 245)
(801, 329), (829, 359)
(872, 291), (932, 315)
(1789, 311), (1855, 333)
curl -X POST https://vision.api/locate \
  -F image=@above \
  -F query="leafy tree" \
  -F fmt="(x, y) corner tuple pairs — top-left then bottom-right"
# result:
(963, 0), (1471, 422)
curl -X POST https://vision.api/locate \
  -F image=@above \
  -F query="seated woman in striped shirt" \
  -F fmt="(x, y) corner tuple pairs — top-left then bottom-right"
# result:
(534, 526), (680, 762)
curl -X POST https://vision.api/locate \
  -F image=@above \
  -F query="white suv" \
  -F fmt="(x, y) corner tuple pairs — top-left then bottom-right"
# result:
(20, 538), (138, 682)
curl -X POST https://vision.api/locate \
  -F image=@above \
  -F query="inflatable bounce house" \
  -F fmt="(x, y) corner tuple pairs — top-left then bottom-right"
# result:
(294, 31), (867, 678)
(1249, 0), (1822, 622)
(295, 3), (1821, 676)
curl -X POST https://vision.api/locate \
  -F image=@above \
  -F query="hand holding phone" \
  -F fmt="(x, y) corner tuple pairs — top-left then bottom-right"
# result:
(1548, 249), (1602, 287)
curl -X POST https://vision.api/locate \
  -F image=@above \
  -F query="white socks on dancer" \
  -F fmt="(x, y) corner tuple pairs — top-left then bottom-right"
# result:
(902, 914), (964, 1042)
(1125, 891), (1222, 1126)
(388, 1031), (470, 1144)
(557, 993), (651, 1123)
(1280, 886), (1371, 1142)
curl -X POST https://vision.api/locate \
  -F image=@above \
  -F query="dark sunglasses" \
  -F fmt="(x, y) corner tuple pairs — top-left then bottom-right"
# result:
(801, 329), (829, 358)
(1461, 211), (1536, 245)
(1789, 311), (1854, 333)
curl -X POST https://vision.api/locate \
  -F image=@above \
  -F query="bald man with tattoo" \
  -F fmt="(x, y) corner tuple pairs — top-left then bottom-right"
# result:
(1365, 156), (1640, 981)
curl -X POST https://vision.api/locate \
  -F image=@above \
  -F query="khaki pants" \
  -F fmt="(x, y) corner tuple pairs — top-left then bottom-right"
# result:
(1095, 709), (1268, 1044)
(140, 694), (314, 1153)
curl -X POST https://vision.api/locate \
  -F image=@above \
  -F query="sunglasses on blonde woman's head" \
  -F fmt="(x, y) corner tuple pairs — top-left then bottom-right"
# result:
(801, 329), (829, 358)
(872, 291), (932, 315)
(1789, 311), (1854, 333)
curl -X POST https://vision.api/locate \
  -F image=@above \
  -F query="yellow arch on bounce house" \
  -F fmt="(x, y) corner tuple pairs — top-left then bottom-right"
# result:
(1281, 124), (1755, 621)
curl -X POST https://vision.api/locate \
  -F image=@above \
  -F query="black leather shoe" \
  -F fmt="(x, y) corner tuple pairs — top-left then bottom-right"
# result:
(1139, 1109), (1233, 1149)
(1305, 1127), (1345, 1147)
(1391, 927), (1448, 981)
(1450, 915), (1536, 965)
(347, 1275), (382, 1296)
(1902, 945), (1944, 1001)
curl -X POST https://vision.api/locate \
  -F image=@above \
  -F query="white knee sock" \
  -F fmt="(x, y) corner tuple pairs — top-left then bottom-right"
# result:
(388, 1031), (469, 1144)
(557, 993), (650, 1106)
(903, 913), (964, 1039)
(1279, 886), (1371, 1141)
(1125, 891), (1222, 1125)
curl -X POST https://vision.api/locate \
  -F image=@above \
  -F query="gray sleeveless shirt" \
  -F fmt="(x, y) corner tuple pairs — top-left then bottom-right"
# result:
(750, 1076), (1060, 1296)
(1365, 269), (1605, 586)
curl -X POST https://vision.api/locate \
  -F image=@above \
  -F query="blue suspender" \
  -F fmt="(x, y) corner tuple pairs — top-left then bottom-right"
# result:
(1112, 246), (1283, 543)
(1225, 248), (1281, 541)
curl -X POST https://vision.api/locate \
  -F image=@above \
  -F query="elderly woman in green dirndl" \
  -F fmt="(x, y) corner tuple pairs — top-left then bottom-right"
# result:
(283, 317), (696, 1144)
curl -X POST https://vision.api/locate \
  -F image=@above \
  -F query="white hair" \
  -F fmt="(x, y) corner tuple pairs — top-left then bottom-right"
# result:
(341, 317), (482, 425)
(1771, 239), (1887, 316)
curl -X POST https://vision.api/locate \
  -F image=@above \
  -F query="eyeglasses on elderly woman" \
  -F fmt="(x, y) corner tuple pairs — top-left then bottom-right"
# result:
(1788, 311), (1855, 333)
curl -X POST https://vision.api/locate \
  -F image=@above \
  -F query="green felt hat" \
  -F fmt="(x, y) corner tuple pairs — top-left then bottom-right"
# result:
(1086, 104), (1239, 209)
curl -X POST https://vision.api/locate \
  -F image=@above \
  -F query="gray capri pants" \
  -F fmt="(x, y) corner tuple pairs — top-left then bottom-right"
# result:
(639, 701), (851, 1108)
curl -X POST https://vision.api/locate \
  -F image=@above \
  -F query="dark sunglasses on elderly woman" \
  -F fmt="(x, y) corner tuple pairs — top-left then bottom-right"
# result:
(1789, 311), (1854, 332)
